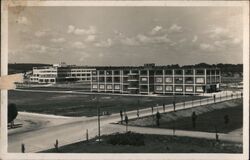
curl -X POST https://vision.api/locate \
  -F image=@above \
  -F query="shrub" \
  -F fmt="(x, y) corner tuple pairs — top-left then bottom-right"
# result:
(107, 132), (145, 146)
(8, 103), (18, 123)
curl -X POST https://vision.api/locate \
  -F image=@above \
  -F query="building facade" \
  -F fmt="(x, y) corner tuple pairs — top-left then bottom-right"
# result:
(91, 64), (221, 95)
(29, 64), (95, 84)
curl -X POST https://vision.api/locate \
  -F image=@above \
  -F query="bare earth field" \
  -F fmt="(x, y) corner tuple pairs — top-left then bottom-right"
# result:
(42, 132), (242, 153)
(128, 99), (243, 133)
(8, 90), (205, 117)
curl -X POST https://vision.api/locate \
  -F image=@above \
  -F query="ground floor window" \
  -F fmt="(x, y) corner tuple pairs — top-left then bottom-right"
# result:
(92, 84), (98, 89)
(165, 85), (173, 92)
(185, 86), (193, 92)
(106, 84), (112, 90)
(196, 86), (204, 92)
(155, 85), (163, 91)
(99, 84), (105, 89)
(114, 84), (120, 90)
(175, 85), (183, 92)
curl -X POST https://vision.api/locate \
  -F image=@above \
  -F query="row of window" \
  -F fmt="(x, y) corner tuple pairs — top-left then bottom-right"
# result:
(95, 69), (220, 76)
(92, 84), (121, 90)
(155, 85), (204, 92)
(92, 84), (204, 92)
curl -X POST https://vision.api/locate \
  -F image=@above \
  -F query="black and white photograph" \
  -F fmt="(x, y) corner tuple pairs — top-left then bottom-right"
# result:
(0, 1), (249, 160)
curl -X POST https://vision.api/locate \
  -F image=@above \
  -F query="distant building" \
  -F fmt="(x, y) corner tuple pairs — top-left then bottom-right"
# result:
(29, 63), (95, 84)
(90, 63), (221, 95)
(28, 63), (221, 95)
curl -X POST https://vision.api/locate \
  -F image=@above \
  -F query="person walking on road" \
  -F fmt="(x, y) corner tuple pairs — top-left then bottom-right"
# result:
(120, 110), (123, 124)
(156, 111), (161, 127)
(173, 101), (176, 112)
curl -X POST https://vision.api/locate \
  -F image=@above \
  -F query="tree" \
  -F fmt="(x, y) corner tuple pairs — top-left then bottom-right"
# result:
(8, 103), (18, 128)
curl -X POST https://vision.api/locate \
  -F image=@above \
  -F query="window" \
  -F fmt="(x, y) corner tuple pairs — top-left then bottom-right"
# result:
(166, 85), (173, 92)
(107, 84), (112, 90)
(174, 70), (183, 75)
(99, 77), (105, 82)
(196, 86), (204, 92)
(185, 77), (194, 84)
(114, 84), (120, 90)
(114, 70), (120, 75)
(165, 70), (173, 75)
(185, 86), (193, 92)
(140, 70), (148, 75)
(99, 71), (105, 75)
(155, 77), (163, 83)
(92, 85), (98, 89)
(185, 69), (193, 75)
(196, 69), (205, 75)
(196, 77), (205, 84)
(106, 71), (112, 75)
(156, 86), (163, 91)
(99, 85), (105, 89)
(206, 77), (210, 83)
(174, 77), (183, 84)
(106, 77), (112, 82)
(141, 77), (148, 82)
(175, 86), (183, 92)
(114, 77), (120, 83)
(155, 70), (163, 75)
(165, 77), (173, 83)
(123, 70), (129, 75)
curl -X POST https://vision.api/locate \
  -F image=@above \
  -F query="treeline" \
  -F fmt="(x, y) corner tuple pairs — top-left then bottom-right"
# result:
(8, 63), (52, 74)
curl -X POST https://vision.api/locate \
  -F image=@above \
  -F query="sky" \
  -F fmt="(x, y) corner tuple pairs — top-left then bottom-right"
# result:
(8, 6), (243, 66)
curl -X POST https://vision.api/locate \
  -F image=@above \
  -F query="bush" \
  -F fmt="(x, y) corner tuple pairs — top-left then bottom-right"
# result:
(8, 103), (18, 123)
(107, 132), (145, 146)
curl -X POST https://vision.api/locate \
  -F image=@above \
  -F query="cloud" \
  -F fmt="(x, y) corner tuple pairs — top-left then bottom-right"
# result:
(95, 38), (113, 47)
(149, 26), (163, 35)
(120, 37), (140, 46)
(35, 31), (46, 37)
(169, 24), (182, 33)
(25, 44), (47, 53)
(67, 25), (75, 34)
(137, 34), (170, 44)
(192, 35), (198, 43)
(50, 37), (66, 43)
(71, 41), (85, 49)
(85, 35), (96, 42)
(67, 25), (97, 35)
(207, 26), (229, 39)
(199, 43), (215, 52)
(16, 16), (29, 25)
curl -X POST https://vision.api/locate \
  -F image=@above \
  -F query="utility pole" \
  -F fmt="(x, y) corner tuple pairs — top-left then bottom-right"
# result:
(97, 96), (101, 142)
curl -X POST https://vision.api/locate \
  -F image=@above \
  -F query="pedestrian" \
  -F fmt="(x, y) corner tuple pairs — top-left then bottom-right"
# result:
(151, 106), (154, 115)
(191, 111), (197, 129)
(163, 103), (165, 112)
(125, 114), (128, 132)
(213, 94), (216, 103)
(120, 110), (123, 124)
(21, 143), (25, 153)
(156, 111), (161, 127)
(173, 101), (176, 112)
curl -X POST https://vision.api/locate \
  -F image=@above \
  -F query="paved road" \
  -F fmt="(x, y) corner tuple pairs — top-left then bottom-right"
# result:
(8, 90), (242, 153)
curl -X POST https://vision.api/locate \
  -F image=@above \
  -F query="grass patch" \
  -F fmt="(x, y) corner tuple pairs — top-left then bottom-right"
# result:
(41, 132), (242, 153)
(128, 99), (243, 133)
(8, 90), (205, 117)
